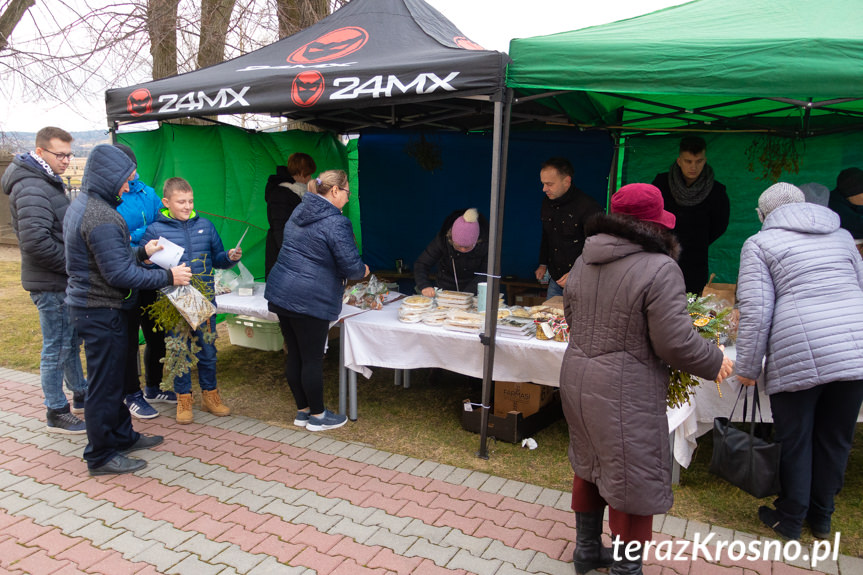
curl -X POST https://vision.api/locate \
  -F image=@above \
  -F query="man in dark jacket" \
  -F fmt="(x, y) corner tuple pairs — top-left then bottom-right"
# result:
(1, 126), (87, 434)
(64, 144), (191, 476)
(652, 136), (730, 295)
(535, 158), (603, 298)
(828, 167), (863, 244)
(414, 208), (489, 296)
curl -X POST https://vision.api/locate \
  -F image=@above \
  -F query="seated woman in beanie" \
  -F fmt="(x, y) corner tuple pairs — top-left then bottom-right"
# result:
(560, 183), (733, 574)
(414, 208), (489, 297)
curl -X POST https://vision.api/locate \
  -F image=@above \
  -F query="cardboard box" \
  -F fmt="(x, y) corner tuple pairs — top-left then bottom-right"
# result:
(226, 314), (284, 352)
(493, 381), (558, 418)
(461, 398), (563, 443)
(542, 295), (564, 308)
(701, 280), (736, 307)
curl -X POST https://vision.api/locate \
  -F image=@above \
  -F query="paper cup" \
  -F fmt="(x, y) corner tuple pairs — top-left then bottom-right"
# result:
(477, 282), (487, 312)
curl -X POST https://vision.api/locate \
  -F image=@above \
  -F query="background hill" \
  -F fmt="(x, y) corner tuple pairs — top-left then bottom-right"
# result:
(0, 130), (111, 156)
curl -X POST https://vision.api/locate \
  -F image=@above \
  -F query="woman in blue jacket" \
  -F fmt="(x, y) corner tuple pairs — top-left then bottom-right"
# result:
(265, 170), (368, 432)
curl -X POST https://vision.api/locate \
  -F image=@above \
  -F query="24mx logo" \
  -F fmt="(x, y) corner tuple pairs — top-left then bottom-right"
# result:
(329, 72), (459, 100)
(156, 87), (251, 114)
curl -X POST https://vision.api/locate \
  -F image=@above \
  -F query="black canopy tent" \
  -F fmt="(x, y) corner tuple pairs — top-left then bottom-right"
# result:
(106, 0), (513, 458)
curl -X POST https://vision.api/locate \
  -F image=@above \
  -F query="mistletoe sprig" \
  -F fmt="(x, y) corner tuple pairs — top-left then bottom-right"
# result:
(144, 256), (217, 389)
(667, 293), (732, 408)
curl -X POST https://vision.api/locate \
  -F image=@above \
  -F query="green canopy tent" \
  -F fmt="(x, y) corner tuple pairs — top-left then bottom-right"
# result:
(507, 0), (863, 137)
(506, 0), (863, 282)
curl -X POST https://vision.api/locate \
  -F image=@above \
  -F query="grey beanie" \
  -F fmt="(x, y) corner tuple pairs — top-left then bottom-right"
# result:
(757, 182), (804, 223)
(799, 182), (830, 207)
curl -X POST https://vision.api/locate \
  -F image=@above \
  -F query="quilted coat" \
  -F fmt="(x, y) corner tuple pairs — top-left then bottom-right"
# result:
(735, 202), (863, 395)
(1, 153), (70, 292)
(64, 145), (173, 310)
(560, 213), (724, 516)
(140, 208), (236, 302)
(265, 192), (366, 321)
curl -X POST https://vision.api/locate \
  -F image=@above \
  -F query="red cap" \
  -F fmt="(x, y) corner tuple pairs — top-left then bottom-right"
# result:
(610, 183), (676, 229)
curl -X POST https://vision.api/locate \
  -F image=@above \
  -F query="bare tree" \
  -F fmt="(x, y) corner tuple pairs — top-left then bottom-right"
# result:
(0, 0), (348, 129)
(148, 0), (180, 80)
(0, 0), (34, 52)
(276, 0), (329, 39)
(197, 0), (234, 69)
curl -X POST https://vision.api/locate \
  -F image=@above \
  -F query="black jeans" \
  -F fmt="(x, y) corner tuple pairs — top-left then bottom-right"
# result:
(769, 379), (863, 534)
(71, 307), (141, 468)
(274, 311), (330, 414)
(123, 289), (166, 395)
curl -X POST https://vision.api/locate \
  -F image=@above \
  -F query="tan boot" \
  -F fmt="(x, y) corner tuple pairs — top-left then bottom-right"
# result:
(176, 393), (194, 425)
(201, 388), (231, 416)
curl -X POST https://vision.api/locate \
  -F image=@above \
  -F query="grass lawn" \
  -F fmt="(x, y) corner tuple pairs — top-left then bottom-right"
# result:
(1, 258), (861, 556)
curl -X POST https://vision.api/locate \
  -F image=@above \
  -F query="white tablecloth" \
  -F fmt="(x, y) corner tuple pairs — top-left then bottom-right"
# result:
(342, 303), (568, 386)
(342, 304), (863, 468)
(215, 282), (370, 324)
(215, 283), (278, 321)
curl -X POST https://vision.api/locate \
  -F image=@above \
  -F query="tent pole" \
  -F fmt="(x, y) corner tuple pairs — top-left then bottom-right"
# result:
(477, 89), (513, 459)
(608, 131), (622, 206)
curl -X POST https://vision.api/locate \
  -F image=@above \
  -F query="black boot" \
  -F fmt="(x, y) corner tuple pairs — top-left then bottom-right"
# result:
(573, 511), (613, 574)
(610, 540), (643, 575)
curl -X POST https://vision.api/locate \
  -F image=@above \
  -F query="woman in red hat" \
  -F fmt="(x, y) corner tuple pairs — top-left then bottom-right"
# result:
(559, 183), (733, 574)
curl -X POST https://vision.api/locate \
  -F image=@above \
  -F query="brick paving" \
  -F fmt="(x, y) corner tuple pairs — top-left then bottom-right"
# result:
(1, 366), (861, 575)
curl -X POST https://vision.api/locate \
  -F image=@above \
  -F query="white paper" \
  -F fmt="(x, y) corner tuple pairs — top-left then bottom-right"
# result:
(149, 236), (184, 270)
(235, 226), (249, 251)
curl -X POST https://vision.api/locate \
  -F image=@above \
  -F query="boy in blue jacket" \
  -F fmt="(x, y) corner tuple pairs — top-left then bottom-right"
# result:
(141, 177), (241, 424)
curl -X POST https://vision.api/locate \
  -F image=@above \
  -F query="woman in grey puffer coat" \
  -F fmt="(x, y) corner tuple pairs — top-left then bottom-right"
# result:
(736, 182), (863, 541)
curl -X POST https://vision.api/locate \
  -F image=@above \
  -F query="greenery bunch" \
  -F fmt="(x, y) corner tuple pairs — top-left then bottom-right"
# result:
(667, 293), (733, 409)
(144, 258), (216, 389)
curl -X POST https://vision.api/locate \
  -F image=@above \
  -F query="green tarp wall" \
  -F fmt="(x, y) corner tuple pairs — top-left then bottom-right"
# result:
(117, 123), (353, 280)
(622, 132), (863, 283)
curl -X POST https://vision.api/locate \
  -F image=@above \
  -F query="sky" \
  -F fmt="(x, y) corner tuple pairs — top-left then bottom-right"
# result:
(0, 0), (689, 133)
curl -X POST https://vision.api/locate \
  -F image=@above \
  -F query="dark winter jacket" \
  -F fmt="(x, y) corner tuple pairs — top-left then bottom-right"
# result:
(560, 213), (724, 516)
(828, 189), (863, 239)
(413, 209), (489, 294)
(652, 172), (730, 294)
(538, 186), (603, 282)
(140, 208), (236, 302)
(64, 145), (173, 309)
(265, 167), (302, 277)
(266, 192), (366, 321)
(1, 153), (70, 292)
(736, 202), (863, 395)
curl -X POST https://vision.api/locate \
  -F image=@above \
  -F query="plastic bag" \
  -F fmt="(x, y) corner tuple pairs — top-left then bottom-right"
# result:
(343, 274), (388, 310)
(214, 268), (237, 294)
(161, 285), (216, 330)
(235, 261), (255, 291)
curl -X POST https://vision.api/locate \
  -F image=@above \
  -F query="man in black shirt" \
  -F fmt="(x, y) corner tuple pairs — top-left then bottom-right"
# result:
(535, 158), (603, 298)
(652, 137), (730, 295)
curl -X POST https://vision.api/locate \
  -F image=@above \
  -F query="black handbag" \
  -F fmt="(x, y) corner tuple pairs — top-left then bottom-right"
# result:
(709, 385), (781, 498)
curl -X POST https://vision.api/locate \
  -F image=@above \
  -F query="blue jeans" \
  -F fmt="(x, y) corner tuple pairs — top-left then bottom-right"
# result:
(546, 277), (564, 299)
(172, 318), (218, 395)
(29, 291), (87, 410)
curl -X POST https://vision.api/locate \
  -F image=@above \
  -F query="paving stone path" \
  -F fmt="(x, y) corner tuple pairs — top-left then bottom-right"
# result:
(1, 367), (860, 575)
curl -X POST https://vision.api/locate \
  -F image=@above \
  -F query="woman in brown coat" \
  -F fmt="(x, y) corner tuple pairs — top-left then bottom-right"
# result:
(561, 183), (733, 575)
